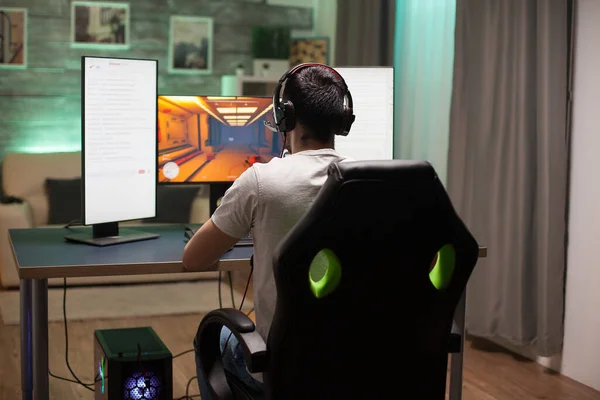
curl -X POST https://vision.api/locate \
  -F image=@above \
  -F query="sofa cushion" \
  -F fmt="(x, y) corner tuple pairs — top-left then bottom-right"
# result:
(3, 152), (81, 226)
(144, 185), (201, 223)
(45, 178), (82, 225)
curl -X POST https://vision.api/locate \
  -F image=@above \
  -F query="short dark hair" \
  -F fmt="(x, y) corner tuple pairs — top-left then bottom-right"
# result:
(283, 66), (347, 143)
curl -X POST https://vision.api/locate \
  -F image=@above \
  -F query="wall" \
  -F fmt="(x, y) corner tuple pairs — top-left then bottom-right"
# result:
(312, 0), (337, 66)
(562, 0), (600, 391)
(0, 0), (312, 157)
(267, 0), (313, 8)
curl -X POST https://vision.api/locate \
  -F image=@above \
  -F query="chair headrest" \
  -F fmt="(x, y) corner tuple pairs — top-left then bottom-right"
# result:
(327, 160), (437, 186)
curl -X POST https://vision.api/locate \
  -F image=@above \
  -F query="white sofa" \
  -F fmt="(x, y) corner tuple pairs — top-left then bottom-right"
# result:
(0, 151), (217, 288)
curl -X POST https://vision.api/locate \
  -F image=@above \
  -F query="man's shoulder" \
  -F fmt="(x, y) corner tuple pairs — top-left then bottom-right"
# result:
(231, 165), (259, 191)
(253, 152), (352, 175)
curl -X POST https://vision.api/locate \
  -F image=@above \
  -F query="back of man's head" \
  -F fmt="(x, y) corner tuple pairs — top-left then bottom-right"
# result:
(283, 66), (347, 144)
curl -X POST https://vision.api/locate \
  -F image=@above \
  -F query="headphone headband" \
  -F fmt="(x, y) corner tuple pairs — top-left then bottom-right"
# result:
(271, 63), (355, 136)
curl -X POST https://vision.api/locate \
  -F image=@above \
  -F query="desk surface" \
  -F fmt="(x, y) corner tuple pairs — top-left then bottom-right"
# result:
(10, 225), (488, 280)
(9, 224), (253, 279)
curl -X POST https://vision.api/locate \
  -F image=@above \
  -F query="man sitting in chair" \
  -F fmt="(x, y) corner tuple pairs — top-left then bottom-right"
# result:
(182, 63), (354, 398)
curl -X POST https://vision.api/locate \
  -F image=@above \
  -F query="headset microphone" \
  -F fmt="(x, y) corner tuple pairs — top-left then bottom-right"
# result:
(265, 120), (289, 158)
(263, 120), (278, 132)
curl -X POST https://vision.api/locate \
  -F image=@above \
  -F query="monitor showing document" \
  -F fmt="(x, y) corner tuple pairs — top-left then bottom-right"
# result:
(81, 56), (158, 225)
(335, 67), (394, 160)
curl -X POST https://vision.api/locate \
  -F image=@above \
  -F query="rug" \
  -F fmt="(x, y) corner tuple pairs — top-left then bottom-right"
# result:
(0, 279), (253, 325)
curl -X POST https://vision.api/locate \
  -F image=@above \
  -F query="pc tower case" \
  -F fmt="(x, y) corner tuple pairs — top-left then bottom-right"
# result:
(94, 327), (172, 400)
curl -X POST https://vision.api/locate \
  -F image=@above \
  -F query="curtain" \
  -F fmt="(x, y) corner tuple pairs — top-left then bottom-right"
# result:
(447, 0), (570, 356)
(335, 0), (395, 66)
(393, 0), (457, 183)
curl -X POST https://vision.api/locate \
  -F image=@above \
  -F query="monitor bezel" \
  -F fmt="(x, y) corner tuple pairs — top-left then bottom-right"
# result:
(81, 55), (159, 226)
(156, 94), (276, 186)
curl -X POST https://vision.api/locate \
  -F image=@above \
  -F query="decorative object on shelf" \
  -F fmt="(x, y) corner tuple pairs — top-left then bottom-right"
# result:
(168, 15), (213, 75)
(0, 8), (27, 69)
(236, 63), (245, 76)
(251, 25), (291, 78)
(290, 36), (330, 67)
(259, 62), (271, 77)
(70, 1), (130, 49)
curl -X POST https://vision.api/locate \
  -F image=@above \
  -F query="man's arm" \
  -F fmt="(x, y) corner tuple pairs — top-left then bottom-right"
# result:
(181, 168), (258, 271)
(182, 219), (239, 271)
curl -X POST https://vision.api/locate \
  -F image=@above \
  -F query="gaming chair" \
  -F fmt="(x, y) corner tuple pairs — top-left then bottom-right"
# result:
(195, 160), (481, 399)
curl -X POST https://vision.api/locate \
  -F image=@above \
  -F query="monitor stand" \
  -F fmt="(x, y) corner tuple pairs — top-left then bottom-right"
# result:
(64, 222), (160, 247)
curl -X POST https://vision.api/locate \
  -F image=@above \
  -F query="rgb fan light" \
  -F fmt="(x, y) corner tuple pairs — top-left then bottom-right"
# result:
(123, 371), (162, 400)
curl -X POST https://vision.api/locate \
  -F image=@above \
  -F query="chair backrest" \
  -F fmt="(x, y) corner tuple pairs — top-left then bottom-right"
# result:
(264, 160), (480, 399)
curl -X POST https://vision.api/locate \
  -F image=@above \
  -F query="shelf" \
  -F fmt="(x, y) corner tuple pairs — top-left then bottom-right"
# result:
(221, 75), (279, 97)
(239, 75), (279, 83)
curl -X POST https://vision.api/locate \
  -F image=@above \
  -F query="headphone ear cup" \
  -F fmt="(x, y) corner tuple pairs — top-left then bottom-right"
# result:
(345, 113), (356, 134)
(336, 107), (355, 136)
(274, 106), (285, 128)
(281, 100), (296, 132)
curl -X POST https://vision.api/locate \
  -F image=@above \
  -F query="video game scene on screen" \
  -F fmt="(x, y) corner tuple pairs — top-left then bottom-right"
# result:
(157, 95), (281, 183)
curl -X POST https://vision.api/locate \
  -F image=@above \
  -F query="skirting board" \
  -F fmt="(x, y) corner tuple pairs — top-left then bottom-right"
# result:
(485, 335), (562, 372)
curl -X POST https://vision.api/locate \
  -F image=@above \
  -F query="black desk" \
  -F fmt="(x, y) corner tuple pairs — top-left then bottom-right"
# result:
(9, 224), (252, 400)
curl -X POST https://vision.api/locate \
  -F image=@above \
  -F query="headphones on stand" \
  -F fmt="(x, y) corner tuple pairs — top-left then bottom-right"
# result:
(266, 63), (356, 138)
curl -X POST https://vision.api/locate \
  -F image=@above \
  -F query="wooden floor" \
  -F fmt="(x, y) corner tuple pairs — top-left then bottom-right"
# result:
(0, 277), (598, 399)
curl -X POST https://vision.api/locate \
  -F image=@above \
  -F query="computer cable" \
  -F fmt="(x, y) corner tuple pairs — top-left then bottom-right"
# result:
(63, 219), (81, 229)
(53, 225), (252, 396)
(172, 348), (194, 359)
(227, 271), (236, 308)
(221, 257), (254, 355)
(52, 277), (203, 396)
(218, 271), (223, 309)
(179, 256), (255, 399)
(47, 277), (97, 392)
(173, 376), (199, 400)
(54, 225), (251, 396)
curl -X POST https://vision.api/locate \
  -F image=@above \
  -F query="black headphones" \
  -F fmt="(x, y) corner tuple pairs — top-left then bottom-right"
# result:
(271, 63), (355, 136)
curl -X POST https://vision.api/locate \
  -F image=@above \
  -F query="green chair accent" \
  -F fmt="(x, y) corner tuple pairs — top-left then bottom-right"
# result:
(429, 244), (456, 290)
(309, 249), (342, 298)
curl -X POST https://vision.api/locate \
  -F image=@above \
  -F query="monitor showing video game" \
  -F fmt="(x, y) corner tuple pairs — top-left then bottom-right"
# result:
(157, 95), (281, 183)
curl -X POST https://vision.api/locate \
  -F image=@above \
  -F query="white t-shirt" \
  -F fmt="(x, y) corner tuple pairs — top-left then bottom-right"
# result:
(211, 148), (351, 341)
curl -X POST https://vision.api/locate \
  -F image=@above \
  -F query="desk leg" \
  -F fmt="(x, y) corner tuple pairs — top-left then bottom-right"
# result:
(33, 279), (49, 400)
(20, 279), (33, 400)
(449, 290), (466, 400)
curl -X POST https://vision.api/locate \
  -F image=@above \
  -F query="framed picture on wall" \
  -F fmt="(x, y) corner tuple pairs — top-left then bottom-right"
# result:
(71, 1), (130, 49)
(0, 8), (28, 69)
(289, 37), (329, 67)
(168, 16), (213, 75)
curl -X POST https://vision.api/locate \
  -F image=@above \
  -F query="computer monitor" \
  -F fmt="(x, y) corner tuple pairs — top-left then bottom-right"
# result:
(157, 95), (281, 184)
(334, 67), (394, 160)
(64, 56), (160, 246)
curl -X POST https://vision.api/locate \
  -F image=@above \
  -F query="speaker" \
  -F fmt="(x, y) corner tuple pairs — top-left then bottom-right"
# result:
(94, 327), (173, 400)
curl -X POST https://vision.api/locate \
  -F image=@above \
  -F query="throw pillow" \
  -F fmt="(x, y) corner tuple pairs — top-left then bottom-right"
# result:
(145, 185), (201, 223)
(45, 178), (82, 225)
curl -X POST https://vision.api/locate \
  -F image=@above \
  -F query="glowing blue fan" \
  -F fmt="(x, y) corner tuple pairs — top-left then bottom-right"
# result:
(123, 371), (161, 400)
